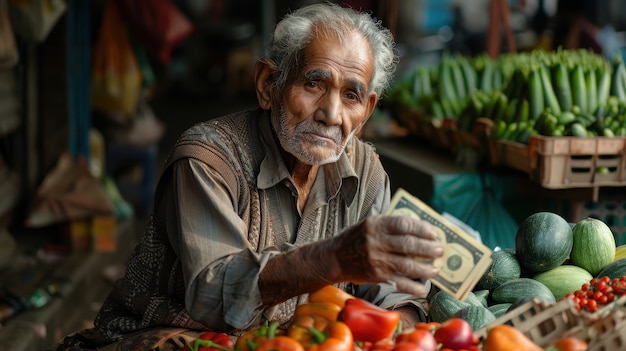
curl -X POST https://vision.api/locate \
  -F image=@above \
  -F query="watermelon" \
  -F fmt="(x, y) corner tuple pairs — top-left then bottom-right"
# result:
(515, 212), (573, 274)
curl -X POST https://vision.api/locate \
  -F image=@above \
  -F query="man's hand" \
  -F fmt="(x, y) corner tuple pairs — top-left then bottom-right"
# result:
(329, 215), (444, 297)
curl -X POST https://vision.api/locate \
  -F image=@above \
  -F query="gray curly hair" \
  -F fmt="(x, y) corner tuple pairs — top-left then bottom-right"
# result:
(266, 2), (398, 96)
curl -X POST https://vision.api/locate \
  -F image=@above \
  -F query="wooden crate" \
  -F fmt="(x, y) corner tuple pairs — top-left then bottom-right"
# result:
(529, 136), (626, 188)
(392, 107), (452, 151)
(495, 136), (626, 189)
(498, 139), (532, 173)
(474, 298), (582, 347)
(566, 306), (626, 351)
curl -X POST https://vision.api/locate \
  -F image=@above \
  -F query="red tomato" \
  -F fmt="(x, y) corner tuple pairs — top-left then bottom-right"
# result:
(182, 331), (235, 351)
(433, 318), (475, 350)
(391, 342), (429, 351)
(395, 329), (437, 351)
(369, 338), (395, 351)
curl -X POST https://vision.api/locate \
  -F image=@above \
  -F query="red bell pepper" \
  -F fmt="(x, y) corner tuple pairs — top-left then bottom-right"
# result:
(338, 298), (400, 344)
(182, 331), (235, 351)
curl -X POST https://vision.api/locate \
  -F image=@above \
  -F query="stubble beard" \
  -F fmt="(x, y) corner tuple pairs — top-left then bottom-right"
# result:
(275, 105), (355, 165)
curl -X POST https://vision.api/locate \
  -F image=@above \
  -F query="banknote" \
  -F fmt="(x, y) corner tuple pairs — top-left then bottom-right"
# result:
(385, 188), (493, 301)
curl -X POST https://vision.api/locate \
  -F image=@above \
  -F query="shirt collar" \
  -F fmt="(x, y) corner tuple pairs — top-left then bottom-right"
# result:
(257, 110), (358, 204)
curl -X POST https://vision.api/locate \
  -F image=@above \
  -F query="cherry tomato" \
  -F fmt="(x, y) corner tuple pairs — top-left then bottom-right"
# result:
(433, 318), (476, 350)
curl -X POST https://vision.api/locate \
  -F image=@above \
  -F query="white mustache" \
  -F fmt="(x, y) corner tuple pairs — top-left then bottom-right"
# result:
(296, 121), (342, 144)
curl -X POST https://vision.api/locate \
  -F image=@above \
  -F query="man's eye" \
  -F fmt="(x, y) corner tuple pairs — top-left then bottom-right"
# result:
(305, 81), (318, 88)
(345, 92), (358, 100)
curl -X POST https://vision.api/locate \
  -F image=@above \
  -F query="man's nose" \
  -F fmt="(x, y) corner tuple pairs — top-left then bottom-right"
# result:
(316, 91), (342, 126)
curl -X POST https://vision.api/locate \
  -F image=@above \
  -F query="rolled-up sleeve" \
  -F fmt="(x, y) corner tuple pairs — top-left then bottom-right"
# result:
(164, 158), (279, 330)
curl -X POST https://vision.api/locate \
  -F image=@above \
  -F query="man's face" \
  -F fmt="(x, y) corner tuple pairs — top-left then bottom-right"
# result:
(273, 29), (377, 165)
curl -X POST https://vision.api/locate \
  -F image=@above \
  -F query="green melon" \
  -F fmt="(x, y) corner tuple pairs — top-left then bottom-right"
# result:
(487, 303), (512, 318)
(453, 305), (497, 331)
(533, 264), (593, 300)
(596, 258), (626, 279)
(475, 250), (521, 291)
(428, 290), (470, 323)
(570, 217), (616, 276)
(514, 212), (573, 274)
(491, 278), (556, 304)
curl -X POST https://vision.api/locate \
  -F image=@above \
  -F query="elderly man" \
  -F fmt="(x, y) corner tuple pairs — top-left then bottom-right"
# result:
(54, 3), (443, 350)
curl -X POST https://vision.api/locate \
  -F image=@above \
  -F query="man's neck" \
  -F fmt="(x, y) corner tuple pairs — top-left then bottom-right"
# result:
(282, 150), (319, 212)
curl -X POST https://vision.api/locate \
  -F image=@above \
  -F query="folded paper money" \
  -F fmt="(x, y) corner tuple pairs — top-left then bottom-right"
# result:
(385, 188), (493, 300)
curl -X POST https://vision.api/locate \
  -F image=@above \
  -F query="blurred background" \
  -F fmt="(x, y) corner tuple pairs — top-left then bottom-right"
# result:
(1, 0), (626, 349)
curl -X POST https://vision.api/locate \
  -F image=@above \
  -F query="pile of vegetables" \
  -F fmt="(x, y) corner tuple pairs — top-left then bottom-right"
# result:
(386, 49), (626, 143)
(424, 211), (626, 349)
(178, 214), (626, 351)
(180, 282), (595, 351)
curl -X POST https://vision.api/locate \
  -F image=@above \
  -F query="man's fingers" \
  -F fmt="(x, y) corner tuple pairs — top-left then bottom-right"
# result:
(382, 235), (444, 259)
(386, 215), (438, 240)
(386, 276), (431, 298)
(369, 251), (440, 282)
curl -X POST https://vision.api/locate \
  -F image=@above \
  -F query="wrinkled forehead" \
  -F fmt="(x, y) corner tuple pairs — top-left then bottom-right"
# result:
(298, 24), (374, 78)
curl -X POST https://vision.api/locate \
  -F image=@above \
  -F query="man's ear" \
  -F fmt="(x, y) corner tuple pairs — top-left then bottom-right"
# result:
(366, 92), (378, 118)
(355, 93), (378, 137)
(254, 58), (277, 110)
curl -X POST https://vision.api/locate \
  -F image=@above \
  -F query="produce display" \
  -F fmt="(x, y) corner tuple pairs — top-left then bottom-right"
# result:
(387, 49), (626, 142)
(179, 212), (626, 350)
(180, 285), (590, 351)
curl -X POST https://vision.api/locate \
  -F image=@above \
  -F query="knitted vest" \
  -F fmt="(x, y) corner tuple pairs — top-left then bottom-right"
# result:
(93, 108), (386, 342)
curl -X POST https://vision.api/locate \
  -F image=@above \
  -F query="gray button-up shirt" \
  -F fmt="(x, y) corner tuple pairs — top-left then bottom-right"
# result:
(95, 108), (425, 342)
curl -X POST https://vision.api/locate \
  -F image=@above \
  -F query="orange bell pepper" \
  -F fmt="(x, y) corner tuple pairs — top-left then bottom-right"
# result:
(294, 302), (342, 322)
(236, 321), (284, 351)
(306, 321), (354, 351)
(255, 336), (306, 351)
(549, 336), (588, 351)
(482, 325), (543, 351)
(288, 315), (330, 346)
(308, 285), (354, 308)
(288, 315), (353, 351)
(338, 298), (400, 344)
